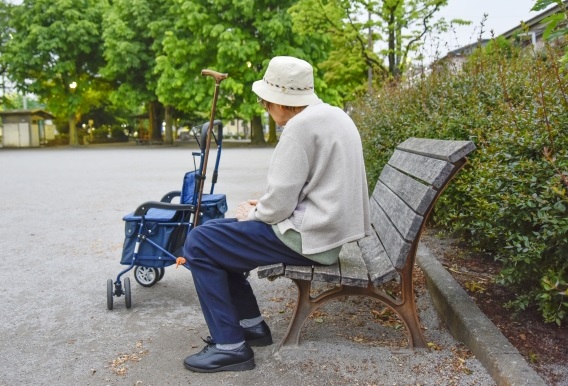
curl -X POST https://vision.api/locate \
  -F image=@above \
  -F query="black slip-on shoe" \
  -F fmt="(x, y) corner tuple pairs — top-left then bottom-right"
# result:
(243, 321), (273, 347)
(183, 338), (255, 373)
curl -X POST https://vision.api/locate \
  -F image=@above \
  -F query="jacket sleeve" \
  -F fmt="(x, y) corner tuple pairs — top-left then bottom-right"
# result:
(248, 136), (309, 224)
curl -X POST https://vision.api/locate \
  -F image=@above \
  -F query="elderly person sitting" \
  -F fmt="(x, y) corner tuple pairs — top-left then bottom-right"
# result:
(182, 56), (371, 373)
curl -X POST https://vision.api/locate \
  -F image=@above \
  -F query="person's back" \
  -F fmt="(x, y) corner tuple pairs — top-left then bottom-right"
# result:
(258, 100), (370, 257)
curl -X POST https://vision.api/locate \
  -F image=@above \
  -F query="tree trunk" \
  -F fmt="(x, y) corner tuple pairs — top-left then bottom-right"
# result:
(148, 102), (156, 141)
(267, 115), (277, 144)
(164, 105), (173, 145)
(148, 101), (163, 142)
(388, 11), (396, 77)
(250, 115), (265, 145)
(367, 11), (373, 94)
(396, 20), (402, 74)
(68, 116), (78, 146)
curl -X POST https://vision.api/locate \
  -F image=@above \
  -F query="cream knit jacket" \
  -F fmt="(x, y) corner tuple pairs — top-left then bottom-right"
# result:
(248, 100), (372, 254)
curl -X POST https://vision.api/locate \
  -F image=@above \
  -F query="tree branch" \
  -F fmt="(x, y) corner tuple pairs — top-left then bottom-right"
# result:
(400, 2), (443, 73)
(342, 5), (388, 77)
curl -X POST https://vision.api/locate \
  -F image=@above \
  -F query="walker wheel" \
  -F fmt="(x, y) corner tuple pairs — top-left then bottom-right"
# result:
(157, 268), (165, 282)
(124, 277), (132, 309)
(107, 279), (114, 310)
(133, 266), (160, 287)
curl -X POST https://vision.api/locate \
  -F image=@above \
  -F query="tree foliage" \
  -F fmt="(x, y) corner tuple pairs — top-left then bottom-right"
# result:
(290, 0), (449, 97)
(376, 0), (449, 77)
(0, 0), (14, 108)
(155, 0), (331, 143)
(2, 0), (455, 145)
(102, 0), (174, 142)
(289, 0), (379, 102)
(4, 0), (108, 145)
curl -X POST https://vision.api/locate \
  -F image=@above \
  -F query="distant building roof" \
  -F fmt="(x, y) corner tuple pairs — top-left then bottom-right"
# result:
(445, 39), (491, 57)
(435, 1), (567, 66)
(500, 0), (568, 40)
(0, 109), (55, 119)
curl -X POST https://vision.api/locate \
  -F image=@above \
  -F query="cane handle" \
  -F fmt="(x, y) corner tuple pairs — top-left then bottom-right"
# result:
(201, 69), (228, 83)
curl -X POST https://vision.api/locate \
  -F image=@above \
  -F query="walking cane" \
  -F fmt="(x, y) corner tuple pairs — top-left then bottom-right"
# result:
(192, 69), (228, 229)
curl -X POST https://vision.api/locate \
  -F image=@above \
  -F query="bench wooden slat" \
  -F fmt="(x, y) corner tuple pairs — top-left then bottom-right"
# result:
(338, 242), (369, 287)
(379, 164), (437, 216)
(369, 198), (411, 269)
(257, 263), (285, 279)
(388, 150), (454, 189)
(313, 261), (341, 284)
(358, 234), (398, 285)
(372, 181), (424, 241)
(397, 138), (476, 163)
(285, 265), (313, 281)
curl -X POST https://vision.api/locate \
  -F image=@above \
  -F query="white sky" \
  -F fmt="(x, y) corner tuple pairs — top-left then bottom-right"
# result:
(422, 0), (544, 61)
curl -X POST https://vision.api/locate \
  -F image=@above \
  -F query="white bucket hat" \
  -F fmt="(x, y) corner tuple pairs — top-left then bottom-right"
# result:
(252, 56), (319, 107)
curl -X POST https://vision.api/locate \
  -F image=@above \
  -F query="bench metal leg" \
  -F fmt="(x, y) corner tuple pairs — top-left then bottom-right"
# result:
(276, 279), (343, 349)
(396, 258), (429, 349)
(275, 276), (428, 351)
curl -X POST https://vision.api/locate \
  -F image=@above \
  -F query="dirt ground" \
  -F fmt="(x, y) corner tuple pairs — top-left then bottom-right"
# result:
(420, 228), (568, 386)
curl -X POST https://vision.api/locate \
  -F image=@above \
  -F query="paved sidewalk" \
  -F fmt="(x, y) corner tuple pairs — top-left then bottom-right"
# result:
(0, 146), (537, 385)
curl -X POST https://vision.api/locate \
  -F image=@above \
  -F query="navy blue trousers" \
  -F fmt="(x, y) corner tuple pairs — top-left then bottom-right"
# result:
(182, 218), (314, 344)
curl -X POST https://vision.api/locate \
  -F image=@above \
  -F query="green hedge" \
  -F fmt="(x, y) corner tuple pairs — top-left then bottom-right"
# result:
(352, 42), (568, 325)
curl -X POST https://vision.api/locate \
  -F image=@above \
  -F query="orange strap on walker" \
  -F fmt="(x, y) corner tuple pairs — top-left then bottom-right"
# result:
(175, 257), (186, 268)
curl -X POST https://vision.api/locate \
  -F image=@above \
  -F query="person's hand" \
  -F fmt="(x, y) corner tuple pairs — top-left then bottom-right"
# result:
(236, 200), (257, 221)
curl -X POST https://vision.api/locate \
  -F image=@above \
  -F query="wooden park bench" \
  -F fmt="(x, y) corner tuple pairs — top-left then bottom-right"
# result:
(257, 137), (476, 350)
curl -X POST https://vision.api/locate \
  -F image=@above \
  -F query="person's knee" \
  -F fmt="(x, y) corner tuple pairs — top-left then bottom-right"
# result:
(201, 218), (236, 227)
(198, 219), (220, 227)
(183, 226), (208, 262)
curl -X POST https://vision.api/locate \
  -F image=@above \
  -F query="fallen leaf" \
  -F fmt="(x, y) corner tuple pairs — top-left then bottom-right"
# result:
(427, 342), (441, 351)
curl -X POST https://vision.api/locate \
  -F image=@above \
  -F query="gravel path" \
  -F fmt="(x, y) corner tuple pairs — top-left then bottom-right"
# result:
(0, 145), (496, 385)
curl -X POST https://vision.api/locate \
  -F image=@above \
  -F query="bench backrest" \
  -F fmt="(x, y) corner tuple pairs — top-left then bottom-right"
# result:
(359, 138), (476, 285)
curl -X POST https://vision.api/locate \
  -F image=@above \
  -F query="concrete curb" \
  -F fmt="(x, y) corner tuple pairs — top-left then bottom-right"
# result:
(416, 244), (547, 386)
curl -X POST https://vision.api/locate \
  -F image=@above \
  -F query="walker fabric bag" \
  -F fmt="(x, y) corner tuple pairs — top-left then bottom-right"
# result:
(197, 194), (228, 224)
(120, 209), (178, 267)
(119, 195), (227, 267)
